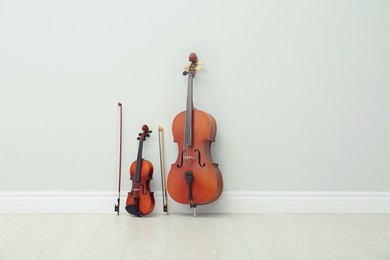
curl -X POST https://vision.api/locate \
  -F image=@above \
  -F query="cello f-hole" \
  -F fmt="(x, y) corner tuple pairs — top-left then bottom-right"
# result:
(195, 149), (206, 167)
(176, 150), (185, 168)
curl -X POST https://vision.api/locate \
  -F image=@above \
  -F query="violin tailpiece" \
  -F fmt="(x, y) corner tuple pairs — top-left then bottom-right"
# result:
(125, 197), (141, 217)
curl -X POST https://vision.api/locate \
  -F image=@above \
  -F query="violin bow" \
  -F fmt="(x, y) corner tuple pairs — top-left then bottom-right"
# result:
(114, 102), (123, 215)
(158, 126), (169, 214)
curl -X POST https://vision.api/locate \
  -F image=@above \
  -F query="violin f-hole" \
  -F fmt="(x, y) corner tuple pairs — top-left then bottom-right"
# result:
(140, 184), (147, 195)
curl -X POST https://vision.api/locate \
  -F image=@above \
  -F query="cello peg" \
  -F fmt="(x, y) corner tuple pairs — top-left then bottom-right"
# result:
(184, 63), (204, 71)
(183, 62), (203, 76)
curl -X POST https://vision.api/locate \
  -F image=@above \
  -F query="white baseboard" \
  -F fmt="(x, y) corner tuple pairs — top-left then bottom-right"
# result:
(1, 191), (389, 214)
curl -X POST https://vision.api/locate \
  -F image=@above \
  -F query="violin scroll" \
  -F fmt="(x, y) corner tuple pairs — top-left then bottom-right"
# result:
(137, 125), (152, 140)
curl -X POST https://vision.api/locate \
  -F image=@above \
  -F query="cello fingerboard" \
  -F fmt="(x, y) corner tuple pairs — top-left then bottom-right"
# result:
(185, 72), (194, 147)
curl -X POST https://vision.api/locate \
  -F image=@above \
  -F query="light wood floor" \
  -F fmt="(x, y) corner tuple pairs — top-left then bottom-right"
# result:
(0, 213), (389, 259)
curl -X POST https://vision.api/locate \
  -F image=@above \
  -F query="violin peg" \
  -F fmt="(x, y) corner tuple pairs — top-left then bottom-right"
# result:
(137, 137), (140, 140)
(149, 130), (152, 133)
(196, 65), (203, 70)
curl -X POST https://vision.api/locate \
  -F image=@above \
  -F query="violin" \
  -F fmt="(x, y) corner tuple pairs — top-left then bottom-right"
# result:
(126, 125), (155, 217)
(167, 53), (223, 214)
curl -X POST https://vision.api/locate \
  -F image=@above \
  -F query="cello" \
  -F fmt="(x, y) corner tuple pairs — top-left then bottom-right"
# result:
(126, 125), (155, 217)
(167, 53), (223, 215)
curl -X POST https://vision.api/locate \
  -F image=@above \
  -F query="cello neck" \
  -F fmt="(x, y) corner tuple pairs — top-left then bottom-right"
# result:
(185, 72), (194, 147)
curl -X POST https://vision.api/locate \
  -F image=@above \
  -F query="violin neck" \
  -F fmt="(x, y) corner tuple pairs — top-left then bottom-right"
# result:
(135, 139), (143, 182)
(185, 72), (194, 147)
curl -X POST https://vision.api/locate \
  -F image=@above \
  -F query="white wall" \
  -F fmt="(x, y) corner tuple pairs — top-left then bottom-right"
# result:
(1, 0), (389, 193)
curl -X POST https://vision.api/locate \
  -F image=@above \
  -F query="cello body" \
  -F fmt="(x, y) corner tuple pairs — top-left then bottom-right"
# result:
(168, 109), (223, 205)
(167, 53), (223, 208)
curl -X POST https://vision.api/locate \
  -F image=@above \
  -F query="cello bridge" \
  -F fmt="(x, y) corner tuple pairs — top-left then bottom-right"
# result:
(183, 156), (196, 161)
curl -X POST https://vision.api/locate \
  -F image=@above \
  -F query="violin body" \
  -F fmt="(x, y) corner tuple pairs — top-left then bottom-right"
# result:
(168, 108), (223, 205)
(125, 125), (155, 217)
(126, 159), (154, 216)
